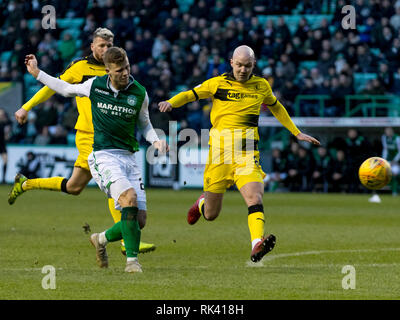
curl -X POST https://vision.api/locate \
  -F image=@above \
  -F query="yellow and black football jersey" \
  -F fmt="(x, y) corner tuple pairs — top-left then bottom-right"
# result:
(22, 54), (106, 133)
(168, 72), (300, 146)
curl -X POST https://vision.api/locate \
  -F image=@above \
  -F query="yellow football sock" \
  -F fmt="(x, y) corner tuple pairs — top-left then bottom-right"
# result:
(198, 197), (205, 215)
(23, 177), (65, 191)
(248, 208), (265, 242)
(108, 198), (125, 247)
(108, 198), (122, 223)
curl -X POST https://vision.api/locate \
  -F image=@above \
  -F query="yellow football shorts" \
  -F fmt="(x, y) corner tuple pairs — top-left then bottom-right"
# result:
(203, 148), (266, 193)
(74, 130), (94, 171)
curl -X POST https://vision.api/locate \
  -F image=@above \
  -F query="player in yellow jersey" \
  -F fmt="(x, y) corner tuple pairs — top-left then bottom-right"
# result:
(8, 28), (155, 254)
(159, 45), (320, 262)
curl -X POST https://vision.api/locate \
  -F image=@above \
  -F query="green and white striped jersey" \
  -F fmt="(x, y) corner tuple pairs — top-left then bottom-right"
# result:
(382, 134), (400, 162)
(36, 71), (159, 153)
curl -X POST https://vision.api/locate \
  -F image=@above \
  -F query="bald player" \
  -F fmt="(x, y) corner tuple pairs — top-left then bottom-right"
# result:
(159, 45), (320, 262)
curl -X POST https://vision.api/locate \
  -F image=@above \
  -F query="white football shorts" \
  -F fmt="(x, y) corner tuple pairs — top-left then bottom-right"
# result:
(88, 149), (146, 211)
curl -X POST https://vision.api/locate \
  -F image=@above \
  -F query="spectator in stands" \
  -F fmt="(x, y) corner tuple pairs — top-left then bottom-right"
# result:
(0, 108), (11, 184)
(382, 127), (400, 196)
(299, 78), (320, 116)
(311, 146), (331, 192)
(294, 17), (311, 42)
(392, 67), (400, 94)
(286, 142), (301, 191)
(280, 80), (299, 115)
(331, 31), (347, 53)
(355, 44), (375, 73)
(370, 78), (386, 94)
(329, 149), (348, 193)
(317, 50), (335, 75)
(345, 129), (370, 193)
(34, 100), (58, 134)
(386, 37), (400, 70)
(34, 126), (51, 146)
(275, 17), (291, 45)
(18, 151), (41, 179)
(277, 54), (296, 81)
(265, 148), (288, 192)
(297, 146), (313, 191)
(378, 62), (395, 91)
(58, 32), (76, 67)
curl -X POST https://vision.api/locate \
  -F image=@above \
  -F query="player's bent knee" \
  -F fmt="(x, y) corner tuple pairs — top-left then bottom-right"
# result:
(138, 211), (146, 229)
(247, 193), (263, 206)
(118, 188), (137, 207)
(65, 180), (85, 195)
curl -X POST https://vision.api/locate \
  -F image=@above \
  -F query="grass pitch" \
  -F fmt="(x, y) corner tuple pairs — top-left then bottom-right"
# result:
(0, 185), (399, 300)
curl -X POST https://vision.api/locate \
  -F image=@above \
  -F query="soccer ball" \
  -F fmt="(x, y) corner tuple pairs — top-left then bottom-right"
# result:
(359, 157), (392, 190)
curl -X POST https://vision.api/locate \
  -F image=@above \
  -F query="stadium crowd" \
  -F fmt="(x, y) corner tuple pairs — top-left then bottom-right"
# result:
(0, 0), (400, 191)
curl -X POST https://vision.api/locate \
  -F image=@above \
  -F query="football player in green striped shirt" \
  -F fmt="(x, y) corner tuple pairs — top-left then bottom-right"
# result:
(25, 47), (168, 273)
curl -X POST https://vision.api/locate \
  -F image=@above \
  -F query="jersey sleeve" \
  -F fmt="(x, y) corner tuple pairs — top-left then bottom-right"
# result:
(168, 78), (216, 108)
(262, 79), (278, 106)
(58, 60), (83, 83)
(138, 92), (159, 144)
(37, 70), (93, 98)
(22, 60), (83, 112)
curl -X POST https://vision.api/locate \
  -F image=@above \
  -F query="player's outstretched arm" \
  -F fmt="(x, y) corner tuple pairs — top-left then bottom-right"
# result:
(159, 86), (212, 112)
(25, 54), (92, 98)
(15, 86), (57, 124)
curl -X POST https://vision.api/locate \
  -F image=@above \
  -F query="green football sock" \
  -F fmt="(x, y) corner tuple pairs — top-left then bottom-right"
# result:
(105, 221), (123, 242)
(120, 206), (141, 258)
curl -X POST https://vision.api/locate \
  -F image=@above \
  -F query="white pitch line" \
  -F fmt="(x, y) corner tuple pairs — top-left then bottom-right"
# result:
(246, 247), (400, 267)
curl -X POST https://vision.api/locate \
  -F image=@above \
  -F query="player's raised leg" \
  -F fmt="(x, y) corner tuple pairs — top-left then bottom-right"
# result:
(187, 191), (224, 224)
(8, 166), (92, 205)
(239, 181), (276, 262)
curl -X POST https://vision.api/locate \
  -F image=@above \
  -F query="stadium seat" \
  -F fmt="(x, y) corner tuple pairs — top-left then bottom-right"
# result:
(57, 18), (84, 29)
(353, 73), (377, 92)
(67, 133), (76, 146)
(24, 73), (37, 87)
(25, 85), (42, 100)
(176, 0), (194, 13)
(61, 28), (82, 40)
(258, 14), (333, 34)
(0, 51), (12, 63)
(299, 61), (318, 70)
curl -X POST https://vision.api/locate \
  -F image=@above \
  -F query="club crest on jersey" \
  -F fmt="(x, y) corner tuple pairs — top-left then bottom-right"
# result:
(127, 95), (137, 106)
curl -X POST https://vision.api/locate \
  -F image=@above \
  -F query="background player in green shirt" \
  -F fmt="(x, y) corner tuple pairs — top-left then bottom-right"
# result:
(24, 47), (168, 273)
(382, 127), (400, 196)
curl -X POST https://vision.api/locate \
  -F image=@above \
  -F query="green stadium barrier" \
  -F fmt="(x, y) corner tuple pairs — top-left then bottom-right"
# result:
(353, 73), (377, 92)
(293, 94), (399, 117)
(344, 95), (400, 117)
(294, 95), (331, 116)
(57, 18), (84, 29)
(1, 51), (12, 62)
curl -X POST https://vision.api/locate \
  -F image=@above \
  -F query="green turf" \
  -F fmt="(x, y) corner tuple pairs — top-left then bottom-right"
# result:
(0, 185), (399, 300)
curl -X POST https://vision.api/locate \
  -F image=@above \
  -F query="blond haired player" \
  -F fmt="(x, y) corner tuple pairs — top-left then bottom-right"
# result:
(159, 45), (320, 262)
(8, 28), (155, 254)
